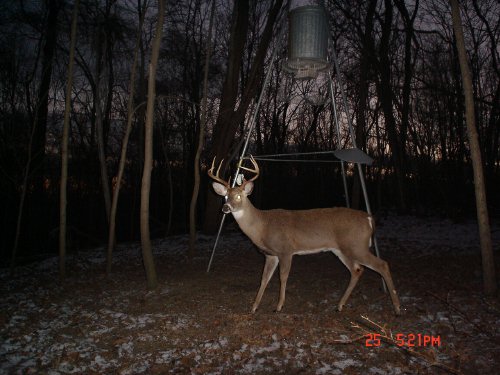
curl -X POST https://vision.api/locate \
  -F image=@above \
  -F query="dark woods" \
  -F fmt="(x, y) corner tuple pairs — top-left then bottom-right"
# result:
(0, 0), (498, 263)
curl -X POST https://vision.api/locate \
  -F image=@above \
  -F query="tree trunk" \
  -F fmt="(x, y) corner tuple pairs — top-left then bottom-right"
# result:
(10, 115), (38, 271)
(94, 6), (113, 222)
(30, 0), (61, 187)
(26, 0), (61, 253)
(95, 67), (112, 221)
(472, 0), (500, 180)
(376, 0), (406, 210)
(188, 0), (216, 257)
(203, 0), (283, 233)
(352, 0), (377, 210)
(107, 0), (147, 275)
(394, 0), (418, 150)
(140, 0), (165, 290)
(450, 0), (496, 295)
(59, 0), (80, 281)
(202, 0), (249, 234)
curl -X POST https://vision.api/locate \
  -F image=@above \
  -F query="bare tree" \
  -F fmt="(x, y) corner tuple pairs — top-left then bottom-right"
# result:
(450, 0), (496, 295)
(59, 0), (80, 280)
(471, 0), (500, 180)
(10, 110), (38, 271)
(94, 32), (112, 221)
(29, 0), (62, 192)
(140, 0), (165, 290)
(107, 0), (147, 275)
(188, 0), (216, 257)
(93, 0), (124, 223)
(376, 0), (406, 210)
(10, 0), (62, 269)
(204, 0), (284, 233)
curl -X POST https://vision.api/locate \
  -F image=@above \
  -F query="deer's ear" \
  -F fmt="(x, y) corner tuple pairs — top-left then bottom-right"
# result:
(212, 182), (228, 196)
(243, 181), (254, 195)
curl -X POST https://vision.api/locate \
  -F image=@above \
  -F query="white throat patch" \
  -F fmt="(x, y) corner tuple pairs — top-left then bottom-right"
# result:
(232, 210), (244, 220)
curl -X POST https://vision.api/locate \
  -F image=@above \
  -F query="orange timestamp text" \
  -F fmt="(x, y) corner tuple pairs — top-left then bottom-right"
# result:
(365, 333), (441, 347)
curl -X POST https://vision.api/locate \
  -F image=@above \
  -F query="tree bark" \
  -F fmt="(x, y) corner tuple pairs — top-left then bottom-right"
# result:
(450, 0), (496, 295)
(10, 112), (38, 271)
(394, 0), (419, 154)
(30, 0), (61, 187)
(140, 0), (165, 290)
(352, 0), (376, 210)
(95, 50), (112, 221)
(107, 0), (147, 275)
(188, 0), (216, 257)
(59, 0), (80, 281)
(24, 0), (61, 253)
(471, 0), (500, 180)
(377, 0), (406, 210)
(203, 0), (283, 233)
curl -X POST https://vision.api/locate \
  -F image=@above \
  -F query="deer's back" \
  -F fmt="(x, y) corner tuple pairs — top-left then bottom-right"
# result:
(254, 207), (373, 253)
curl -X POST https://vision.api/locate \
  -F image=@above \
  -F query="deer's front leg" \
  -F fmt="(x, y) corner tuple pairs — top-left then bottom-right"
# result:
(252, 255), (279, 313)
(276, 254), (293, 312)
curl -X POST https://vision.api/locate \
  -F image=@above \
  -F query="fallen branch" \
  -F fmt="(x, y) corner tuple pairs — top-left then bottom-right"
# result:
(427, 291), (495, 339)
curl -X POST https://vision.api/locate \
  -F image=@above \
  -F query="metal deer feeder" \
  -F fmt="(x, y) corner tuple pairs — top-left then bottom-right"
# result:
(283, 5), (329, 79)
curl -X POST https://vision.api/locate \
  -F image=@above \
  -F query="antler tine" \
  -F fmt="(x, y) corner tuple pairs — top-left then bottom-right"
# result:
(208, 157), (230, 187)
(239, 155), (260, 182)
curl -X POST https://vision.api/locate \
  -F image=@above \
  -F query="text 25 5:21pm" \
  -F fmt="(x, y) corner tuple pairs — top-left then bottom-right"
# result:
(365, 333), (442, 347)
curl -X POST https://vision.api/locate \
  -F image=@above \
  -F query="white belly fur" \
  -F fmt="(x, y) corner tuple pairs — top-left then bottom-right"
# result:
(295, 248), (342, 256)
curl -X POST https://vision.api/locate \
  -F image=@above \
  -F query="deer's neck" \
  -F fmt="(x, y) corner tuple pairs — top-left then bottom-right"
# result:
(232, 200), (264, 238)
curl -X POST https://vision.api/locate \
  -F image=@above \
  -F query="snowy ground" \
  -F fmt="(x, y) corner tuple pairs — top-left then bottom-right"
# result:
(1, 215), (499, 374)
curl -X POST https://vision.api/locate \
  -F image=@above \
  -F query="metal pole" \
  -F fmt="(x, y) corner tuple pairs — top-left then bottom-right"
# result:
(330, 42), (387, 292)
(206, 213), (227, 272)
(328, 73), (349, 208)
(330, 45), (373, 220)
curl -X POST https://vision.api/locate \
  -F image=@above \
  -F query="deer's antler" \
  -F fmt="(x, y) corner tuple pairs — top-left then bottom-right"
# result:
(239, 155), (260, 182)
(207, 157), (230, 187)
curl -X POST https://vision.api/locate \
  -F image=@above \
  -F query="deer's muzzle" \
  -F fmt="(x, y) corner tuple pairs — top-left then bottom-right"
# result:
(222, 203), (231, 214)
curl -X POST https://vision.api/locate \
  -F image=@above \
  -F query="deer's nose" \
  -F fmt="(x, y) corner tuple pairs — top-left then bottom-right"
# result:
(222, 203), (231, 214)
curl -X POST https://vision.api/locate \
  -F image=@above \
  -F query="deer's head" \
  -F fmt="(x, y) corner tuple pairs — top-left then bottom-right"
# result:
(208, 156), (259, 215)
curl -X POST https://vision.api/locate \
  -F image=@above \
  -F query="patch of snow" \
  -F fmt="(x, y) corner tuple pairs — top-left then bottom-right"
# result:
(118, 360), (150, 375)
(251, 340), (280, 354)
(240, 356), (271, 374)
(118, 341), (134, 358)
(370, 367), (387, 374)
(316, 362), (342, 374)
(90, 354), (118, 371)
(333, 358), (362, 370)
(377, 215), (500, 255)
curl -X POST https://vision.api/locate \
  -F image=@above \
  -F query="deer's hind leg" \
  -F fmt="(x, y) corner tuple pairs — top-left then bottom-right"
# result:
(335, 251), (364, 311)
(356, 251), (401, 315)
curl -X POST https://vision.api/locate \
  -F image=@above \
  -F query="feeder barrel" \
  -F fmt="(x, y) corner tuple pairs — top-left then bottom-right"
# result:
(284, 5), (329, 78)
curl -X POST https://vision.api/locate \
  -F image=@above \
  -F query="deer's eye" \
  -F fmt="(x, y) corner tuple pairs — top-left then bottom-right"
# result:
(236, 194), (241, 200)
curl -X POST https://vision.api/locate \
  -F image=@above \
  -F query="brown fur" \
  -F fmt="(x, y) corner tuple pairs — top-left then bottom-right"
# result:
(212, 180), (401, 315)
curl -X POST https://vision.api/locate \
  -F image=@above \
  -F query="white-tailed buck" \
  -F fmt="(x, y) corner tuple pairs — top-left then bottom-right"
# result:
(209, 156), (401, 315)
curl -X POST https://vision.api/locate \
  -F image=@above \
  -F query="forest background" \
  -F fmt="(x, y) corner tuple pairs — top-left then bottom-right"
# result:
(0, 0), (498, 267)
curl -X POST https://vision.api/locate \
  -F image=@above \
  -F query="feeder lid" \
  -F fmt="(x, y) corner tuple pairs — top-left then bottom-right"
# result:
(333, 148), (374, 165)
